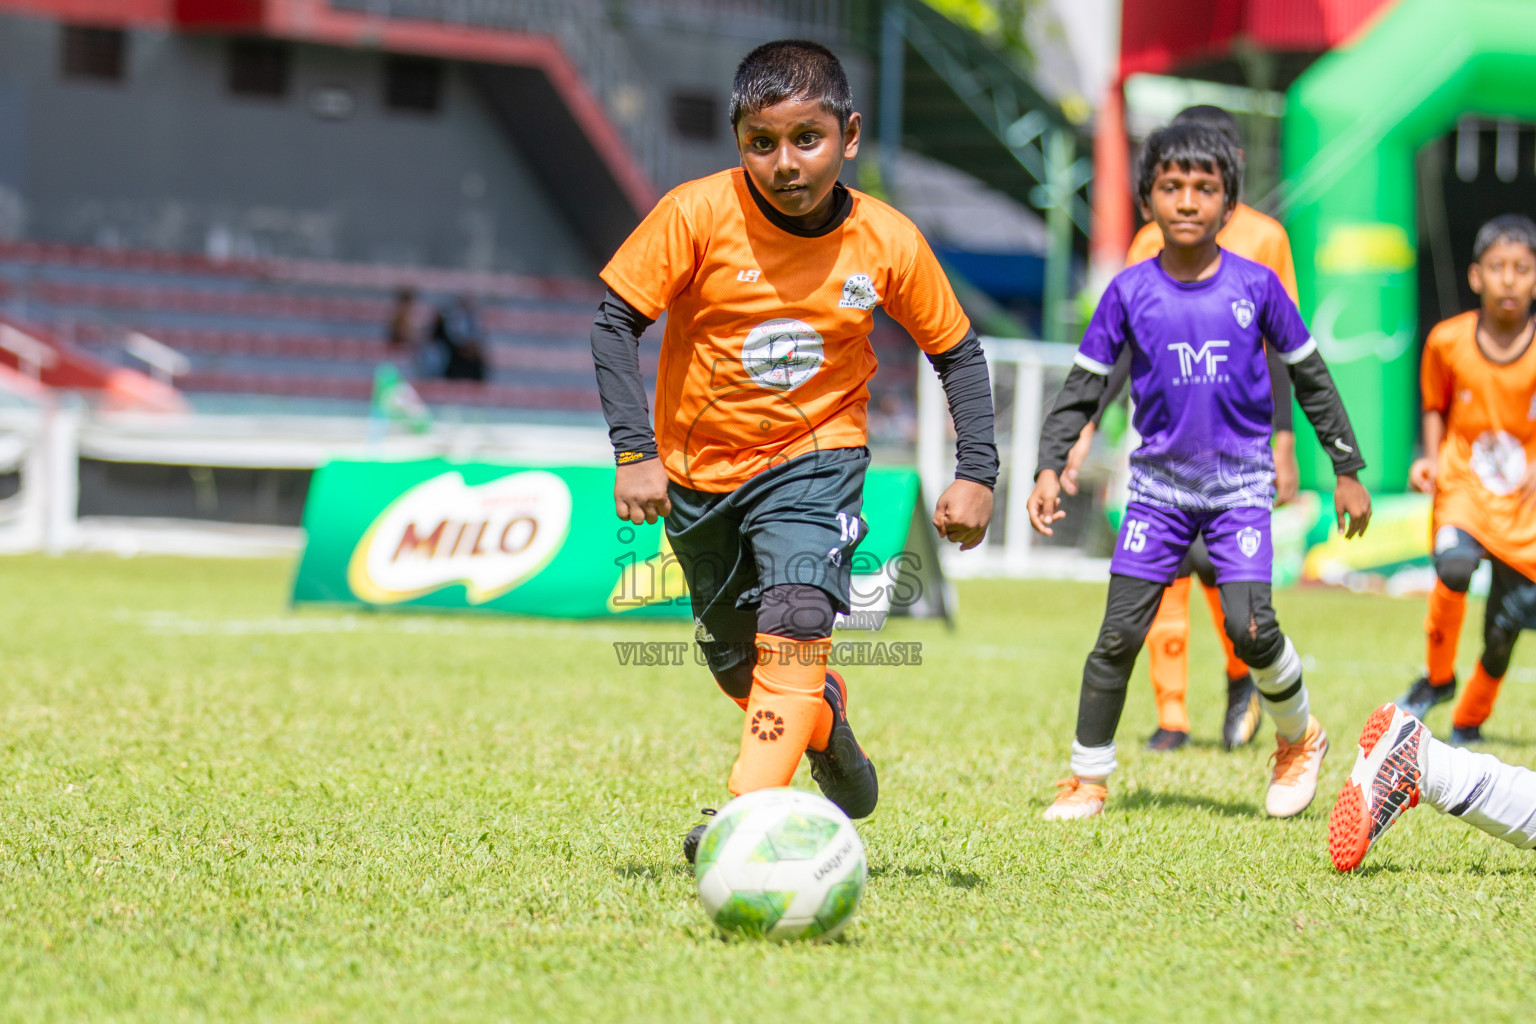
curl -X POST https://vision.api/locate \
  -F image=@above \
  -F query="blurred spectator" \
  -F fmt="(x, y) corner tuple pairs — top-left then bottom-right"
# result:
(386, 286), (423, 349)
(430, 294), (487, 382)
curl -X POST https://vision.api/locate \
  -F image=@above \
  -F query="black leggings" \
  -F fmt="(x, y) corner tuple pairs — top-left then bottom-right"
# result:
(1077, 574), (1286, 747)
(1483, 561), (1524, 679)
(1436, 528), (1521, 678)
(704, 583), (835, 701)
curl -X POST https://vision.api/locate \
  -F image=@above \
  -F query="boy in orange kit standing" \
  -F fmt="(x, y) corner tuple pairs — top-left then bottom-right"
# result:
(1398, 215), (1536, 743)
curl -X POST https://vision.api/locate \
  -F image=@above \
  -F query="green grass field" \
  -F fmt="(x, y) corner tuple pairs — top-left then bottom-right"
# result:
(3, 555), (1536, 1022)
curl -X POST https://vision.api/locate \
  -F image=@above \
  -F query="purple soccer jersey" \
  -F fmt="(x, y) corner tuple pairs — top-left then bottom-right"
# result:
(1077, 251), (1314, 510)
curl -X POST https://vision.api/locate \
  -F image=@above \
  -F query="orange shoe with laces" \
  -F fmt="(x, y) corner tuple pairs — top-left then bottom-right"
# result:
(1042, 776), (1108, 821)
(1265, 716), (1328, 818)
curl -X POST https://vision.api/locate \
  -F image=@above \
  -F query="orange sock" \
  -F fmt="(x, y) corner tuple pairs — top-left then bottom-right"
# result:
(1200, 582), (1248, 680)
(1147, 578), (1192, 733)
(1425, 581), (1468, 686)
(1453, 664), (1504, 729)
(728, 634), (831, 796)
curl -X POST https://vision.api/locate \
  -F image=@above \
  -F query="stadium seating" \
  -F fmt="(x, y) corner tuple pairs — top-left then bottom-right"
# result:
(0, 241), (926, 419)
(0, 241), (614, 416)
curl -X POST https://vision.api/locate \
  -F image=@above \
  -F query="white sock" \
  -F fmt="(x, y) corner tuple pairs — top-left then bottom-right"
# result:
(1421, 736), (1536, 849)
(1251, 636), (1309, 742)
(1070, 739), (1117, 782)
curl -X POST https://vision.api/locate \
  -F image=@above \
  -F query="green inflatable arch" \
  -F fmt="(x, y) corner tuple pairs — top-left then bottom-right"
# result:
(1283, 0), (1536, 493)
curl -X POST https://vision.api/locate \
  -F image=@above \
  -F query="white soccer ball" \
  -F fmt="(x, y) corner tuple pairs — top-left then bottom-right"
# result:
(694, 788), (867, 941)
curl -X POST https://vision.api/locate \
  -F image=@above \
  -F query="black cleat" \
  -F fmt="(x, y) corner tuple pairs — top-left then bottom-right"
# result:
(1222, 674), (1263, 751)
(682, 808), (715, 865)
(1146, 727), (1189, 751)
(1450, 724), (1483, 746)
(1396, 674), (1456, 721)
(805, 670), (879, 819)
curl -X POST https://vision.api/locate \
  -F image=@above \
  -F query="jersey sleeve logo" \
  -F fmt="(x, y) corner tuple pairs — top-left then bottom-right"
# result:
(1231, 299), (1255, 329)
(741, 318), (825, 392)
(839, 273), (881, 310)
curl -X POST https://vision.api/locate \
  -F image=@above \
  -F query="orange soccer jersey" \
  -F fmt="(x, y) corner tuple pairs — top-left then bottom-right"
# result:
(1423, 310), (1536, 581)
(600, 168), (970, 492)
(1127, 203), (1298, 301)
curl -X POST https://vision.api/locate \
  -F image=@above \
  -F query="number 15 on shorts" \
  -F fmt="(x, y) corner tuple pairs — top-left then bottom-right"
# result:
(1122, 518), (1149, 553)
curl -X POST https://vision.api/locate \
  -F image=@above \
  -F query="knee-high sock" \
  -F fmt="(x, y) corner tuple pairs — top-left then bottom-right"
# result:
(1452, 664), (1503, 729)
(728, 634), (831, 796)
(1147, 579), (1192, 732)
(1200, 582), (1248, 680)
(1250, 636), (1309, 742)
(1425, 581), (1468, 686)
(724, 677), (833, 743)
(1421, 735), (1536, 849)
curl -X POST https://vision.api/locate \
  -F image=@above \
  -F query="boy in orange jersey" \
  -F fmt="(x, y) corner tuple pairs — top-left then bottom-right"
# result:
(589, 40), (997, 861)
(1062, 105), (1300, 753)
(1397, 215), (1536, 743)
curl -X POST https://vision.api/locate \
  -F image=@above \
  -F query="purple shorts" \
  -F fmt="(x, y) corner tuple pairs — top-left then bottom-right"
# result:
(1111, 501), (1273, 585)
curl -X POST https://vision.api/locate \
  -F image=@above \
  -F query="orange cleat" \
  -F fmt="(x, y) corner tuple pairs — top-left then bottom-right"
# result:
(1266, 717), (1329, 818)
(1042, 776), (1108, 821)
(1328, 704), (1427, 872)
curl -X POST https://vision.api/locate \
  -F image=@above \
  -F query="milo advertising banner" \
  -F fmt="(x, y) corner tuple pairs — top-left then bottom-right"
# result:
(292, 459), (950, 625)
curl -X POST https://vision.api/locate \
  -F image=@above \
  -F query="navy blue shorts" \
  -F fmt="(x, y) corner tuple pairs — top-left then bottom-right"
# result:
(665, 447), (869, 660)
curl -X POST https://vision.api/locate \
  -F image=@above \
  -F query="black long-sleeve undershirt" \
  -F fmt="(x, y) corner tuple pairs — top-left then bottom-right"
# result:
(1037, 365), (1109, 478)
(591, 287), (660, 463)
(1286, 348), (1365, 475)
(926, 330), (998, 488)
(589, 287), (999, 487)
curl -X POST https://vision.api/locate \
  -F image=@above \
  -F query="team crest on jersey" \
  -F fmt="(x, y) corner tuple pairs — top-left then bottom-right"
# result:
(839, 273), (881, 310)
(741, 318), (825, 392)
(1237, 526), (1262, 558)
(1231, 299), (1255, 329)
(1469, 429), (1527, 495)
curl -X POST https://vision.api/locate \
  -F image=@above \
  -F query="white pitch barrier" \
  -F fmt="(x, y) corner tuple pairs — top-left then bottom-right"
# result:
(918, 337), (1111, 580)
(0, 401), (615, 558)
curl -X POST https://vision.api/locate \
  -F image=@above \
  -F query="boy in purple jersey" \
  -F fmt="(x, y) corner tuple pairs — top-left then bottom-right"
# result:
(1026, 124), (1373, 821)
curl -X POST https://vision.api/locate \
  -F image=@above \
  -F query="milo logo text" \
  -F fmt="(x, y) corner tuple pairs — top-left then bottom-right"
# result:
(348, 470), (572, 604)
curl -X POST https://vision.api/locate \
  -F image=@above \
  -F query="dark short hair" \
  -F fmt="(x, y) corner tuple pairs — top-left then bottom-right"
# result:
(1136, 122), (1243, 208)
(1172, 104), (1242, 148)
(1473, 214), (1536, 261)
(730, 39), (853, 130)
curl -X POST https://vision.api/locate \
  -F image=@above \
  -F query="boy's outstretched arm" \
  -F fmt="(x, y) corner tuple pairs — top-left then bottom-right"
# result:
(925, 330), (998, 550)
(591, 287), (671, 525)
(1286, 348), (1372, 538)
(1028, 363), (1110, 534)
